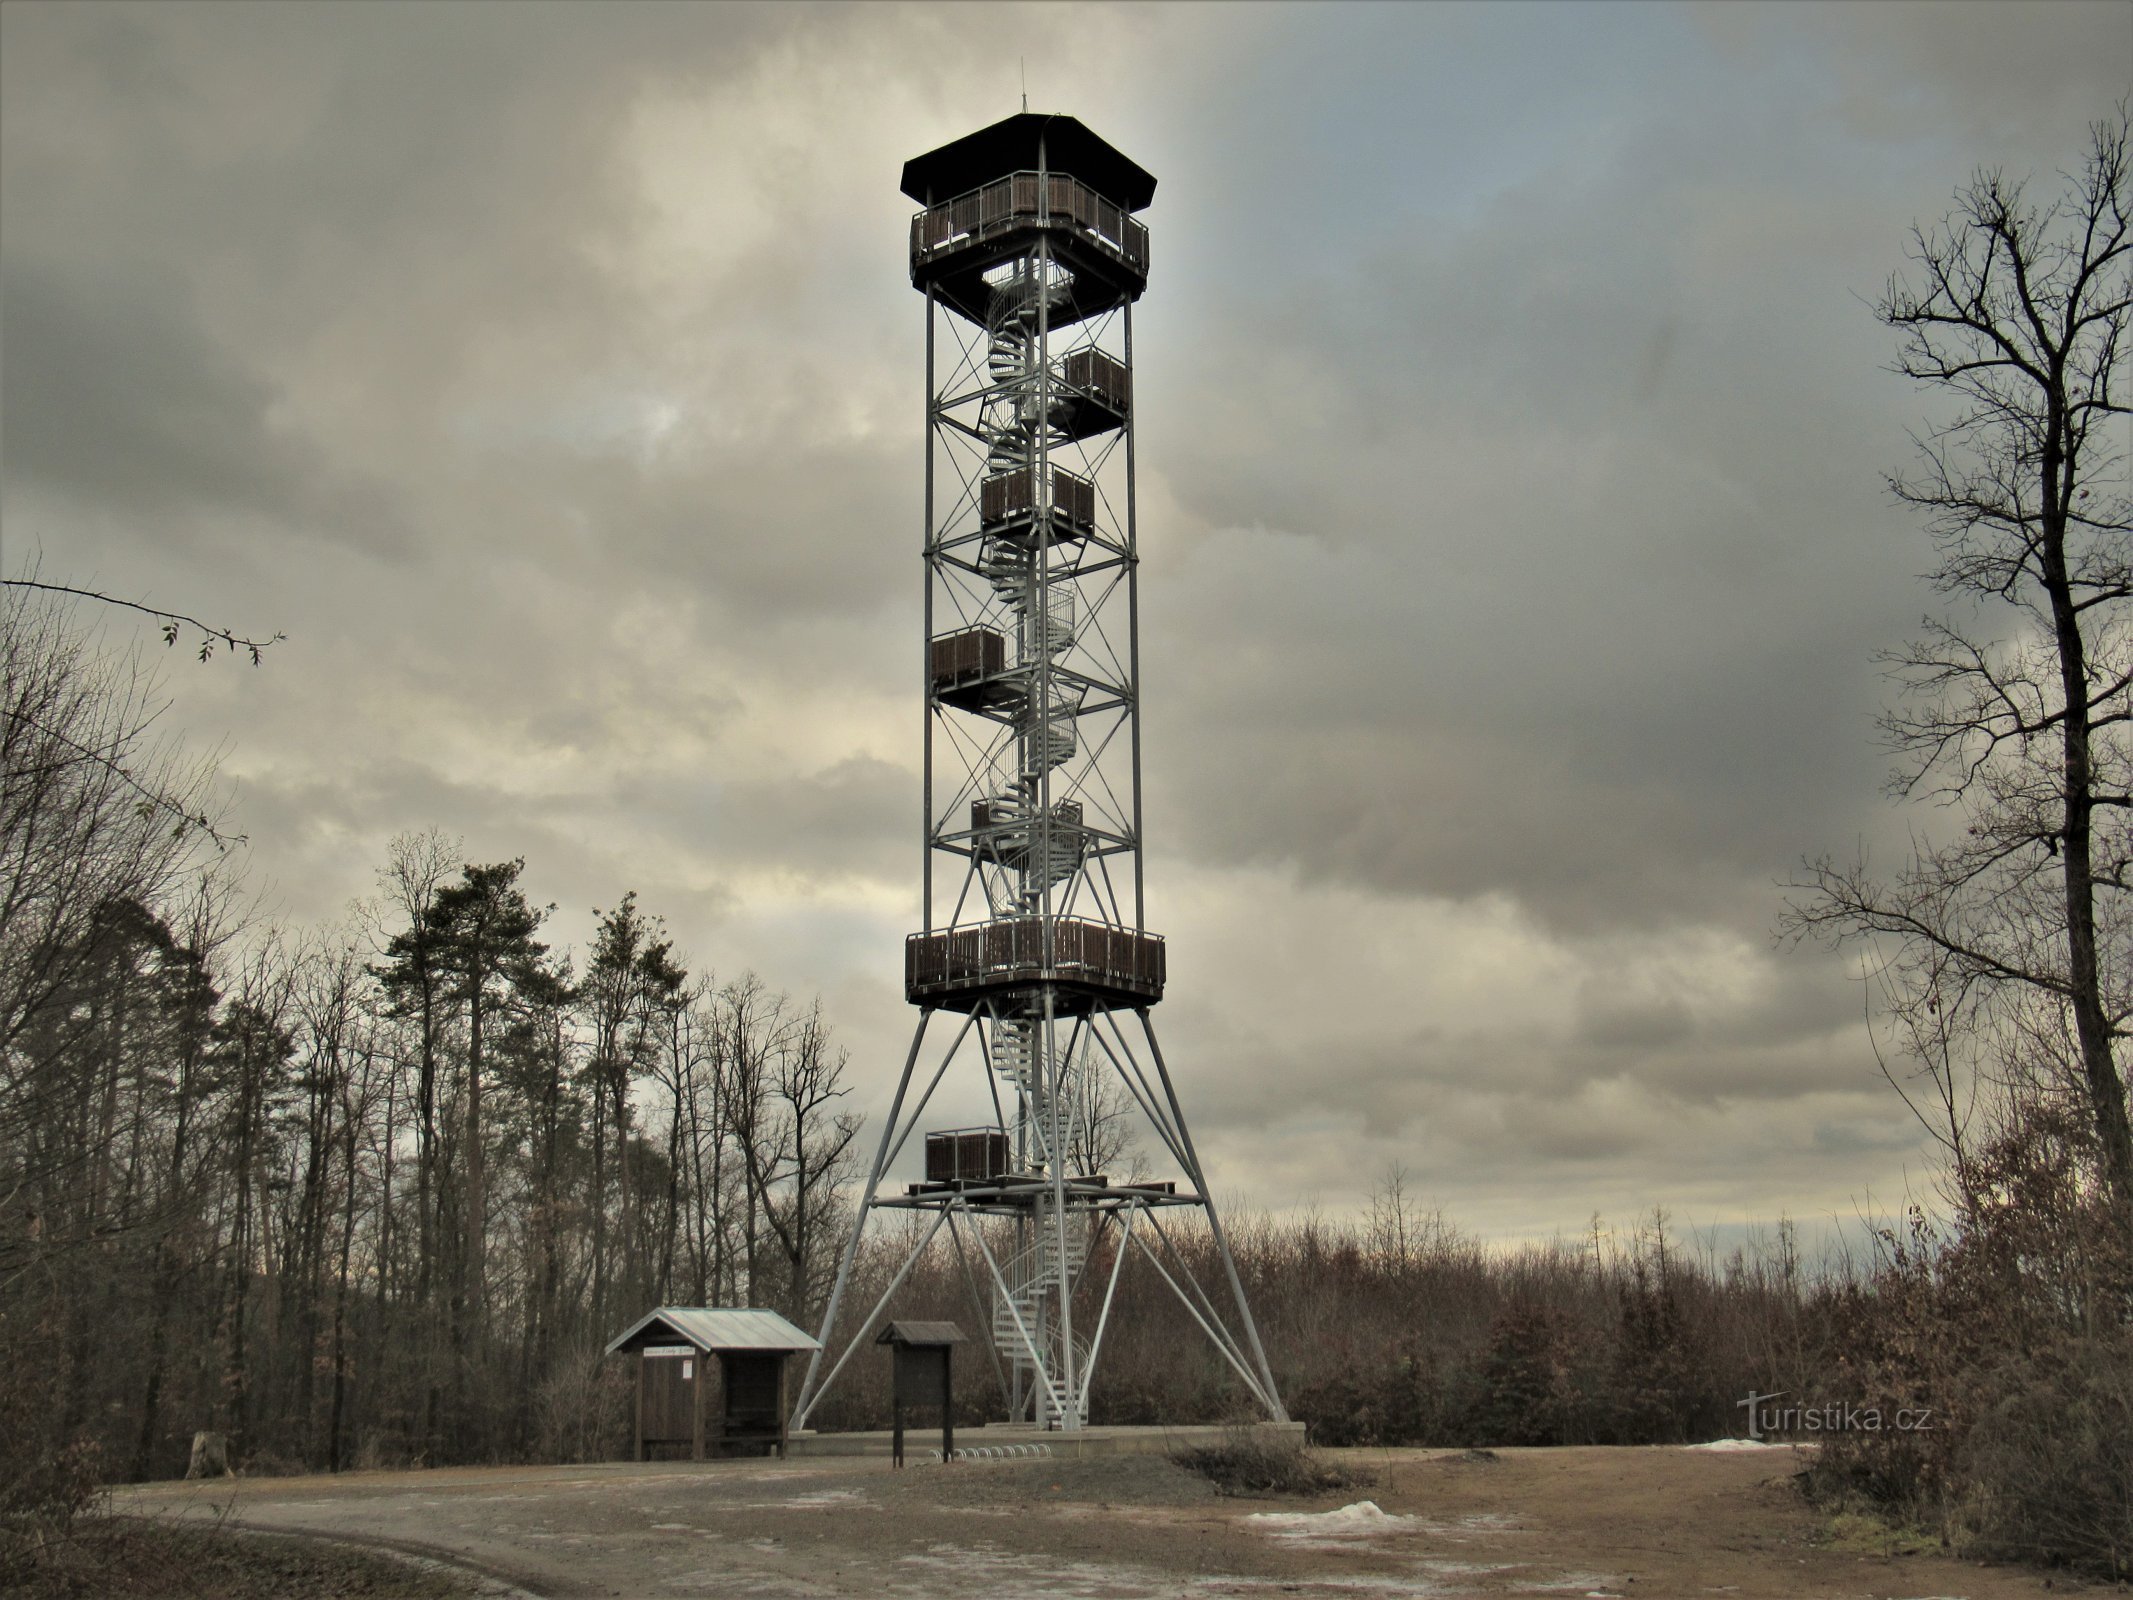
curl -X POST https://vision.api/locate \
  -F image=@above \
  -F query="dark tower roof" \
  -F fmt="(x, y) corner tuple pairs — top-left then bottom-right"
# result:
(900, 113), (1156, 211)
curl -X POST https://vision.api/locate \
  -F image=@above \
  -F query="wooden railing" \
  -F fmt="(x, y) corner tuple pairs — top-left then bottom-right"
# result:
(1063, 347), (1130, 416)
(924, 1127), (1011, 1183)
(930, 627), (1006, 691)
(906, 915), (1165, 1001)
(980, 464), (1096, 531)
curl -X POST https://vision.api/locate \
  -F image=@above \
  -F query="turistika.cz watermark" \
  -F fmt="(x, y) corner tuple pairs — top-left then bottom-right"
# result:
(1737, 1390), (1934, 1439)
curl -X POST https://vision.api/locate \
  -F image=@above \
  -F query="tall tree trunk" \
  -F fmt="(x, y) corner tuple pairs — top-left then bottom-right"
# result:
(220, 1035), (262, 1454)
(2042, 408), (2133, 1218)
(466, 982), (486, 1331)
(131, 1017), (201, 1481)
(590, 1087), (608, 1331)
(610, 1063), (632, 1311)
(535, 1008), (563, 1378)
(327, 1080), (361, 1472)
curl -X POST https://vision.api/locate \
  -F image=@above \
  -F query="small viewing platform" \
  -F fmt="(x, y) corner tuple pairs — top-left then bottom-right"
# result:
(982, 464), (1097, 545)
(929, 627), (1018, 713)
(1056, 347), (1130, 442)
(906, 915), (1165, 1012)
(909, 1128), (1183, 1207)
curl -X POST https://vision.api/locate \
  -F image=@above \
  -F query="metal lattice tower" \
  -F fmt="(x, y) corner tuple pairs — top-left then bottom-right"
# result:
(793, 114), (1285, 1432)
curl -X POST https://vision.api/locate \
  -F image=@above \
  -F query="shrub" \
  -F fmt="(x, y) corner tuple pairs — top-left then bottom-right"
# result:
(1804, 1109), (2133, 1581)
(1956, 1331), (2133, 1575)
(1173, 1428), (1372, 1496)
(0, 1320), (108, 1590)
(1469, 1303), (1589, 1446)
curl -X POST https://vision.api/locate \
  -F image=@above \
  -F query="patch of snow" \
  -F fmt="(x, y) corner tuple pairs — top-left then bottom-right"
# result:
(1683, 1438), (1793, 1452)
(782, 1487), (871, 1507)
(1200, 1580), (1467, 1597)
(1245, 1510), (1407, 1536)
(1246, 1500), (1416, 1539)
(1510, 1579), (1627, 1596)
(1405, 1510), (1528, 1539)
(893, 1543), (1180, 1600)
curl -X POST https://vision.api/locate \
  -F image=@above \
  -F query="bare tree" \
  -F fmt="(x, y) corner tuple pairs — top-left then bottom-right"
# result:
(1, 585), (228, 1057)
(1064, 1040), (1144, 1182)
(718, 974), (779, 1305)
(758, 1000), (860, 1319)
(1788, 110), (2133, 1222)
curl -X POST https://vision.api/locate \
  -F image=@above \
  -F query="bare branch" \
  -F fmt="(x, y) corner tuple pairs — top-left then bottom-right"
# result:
(1, 580), (285, 665)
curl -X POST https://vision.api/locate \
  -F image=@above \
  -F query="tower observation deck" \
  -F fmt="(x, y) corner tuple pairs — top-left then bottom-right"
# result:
(792, 114), (1285, 1434)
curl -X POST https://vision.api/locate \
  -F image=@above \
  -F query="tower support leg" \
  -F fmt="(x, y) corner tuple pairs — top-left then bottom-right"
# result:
(1138, 1009), (1288, 1422)
(790, 1011), (933, 1431)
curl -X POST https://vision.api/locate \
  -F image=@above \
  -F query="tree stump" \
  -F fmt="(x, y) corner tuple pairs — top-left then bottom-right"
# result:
(185, 1431), (232, 1479)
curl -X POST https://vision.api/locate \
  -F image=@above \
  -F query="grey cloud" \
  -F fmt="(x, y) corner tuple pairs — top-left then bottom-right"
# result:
(0, 256), (406, 552)
(1578, 993), (1697, 1052)
(5, 0), (2099, 1232)
(1696, 1), (2132, 147)
(1128, 84), (1940, 934)
(627, 755), (913, 886)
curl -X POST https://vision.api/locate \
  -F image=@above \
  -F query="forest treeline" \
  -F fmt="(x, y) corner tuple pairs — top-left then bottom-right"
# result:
(1, 582), (864, 1489)
(1, 570), (2127, 1582)
(0, 580), (1838, 1489)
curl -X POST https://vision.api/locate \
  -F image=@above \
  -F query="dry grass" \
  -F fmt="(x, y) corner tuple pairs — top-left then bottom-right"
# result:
(3, 1516), (477, 1600)
(1819, 1508), (1942, 1558)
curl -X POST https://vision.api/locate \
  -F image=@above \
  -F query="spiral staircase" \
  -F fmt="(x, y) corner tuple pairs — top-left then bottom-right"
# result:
(974, 263), (1086, 918)
(973, 260), (1100, 1423)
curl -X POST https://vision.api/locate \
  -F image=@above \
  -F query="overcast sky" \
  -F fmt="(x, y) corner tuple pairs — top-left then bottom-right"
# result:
(4, 0), (2128, 1246)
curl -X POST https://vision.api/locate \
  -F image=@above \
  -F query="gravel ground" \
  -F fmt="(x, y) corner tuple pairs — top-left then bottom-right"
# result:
(871, 1452), (1221, 1511)
(107, 1445), (2086, 1599)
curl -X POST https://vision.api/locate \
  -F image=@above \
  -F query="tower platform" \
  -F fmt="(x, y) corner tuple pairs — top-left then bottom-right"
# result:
(891, 1174), (1184, 1210)
(909, 172), (1149, 326)
(904, 916), (1164, 1011)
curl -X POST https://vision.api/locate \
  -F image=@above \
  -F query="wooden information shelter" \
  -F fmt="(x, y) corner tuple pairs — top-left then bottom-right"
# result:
(605, 1307), (821, 1461)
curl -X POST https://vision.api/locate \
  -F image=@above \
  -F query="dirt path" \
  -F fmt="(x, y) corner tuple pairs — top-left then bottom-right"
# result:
(114, 1445), (2077, 1599)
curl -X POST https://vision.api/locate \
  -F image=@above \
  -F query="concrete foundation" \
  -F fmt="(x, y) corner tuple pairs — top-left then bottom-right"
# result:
(787, 1420), (1304, 1460)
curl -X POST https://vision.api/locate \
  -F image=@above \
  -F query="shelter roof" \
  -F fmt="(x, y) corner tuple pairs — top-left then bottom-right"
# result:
(875, 1319), (968, 1347)
(604, 1307), (822, 1356)
(900, 114), (1156, 211)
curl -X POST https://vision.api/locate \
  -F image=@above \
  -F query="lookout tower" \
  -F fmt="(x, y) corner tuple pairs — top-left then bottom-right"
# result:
(792, 114), (1285, 1432)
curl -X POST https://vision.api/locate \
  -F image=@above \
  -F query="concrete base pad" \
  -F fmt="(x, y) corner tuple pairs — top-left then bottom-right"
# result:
(787, 1420), (1304, 1460)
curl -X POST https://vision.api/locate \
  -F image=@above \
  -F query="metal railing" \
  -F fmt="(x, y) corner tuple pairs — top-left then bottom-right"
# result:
(910, 171), (1149, 277)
